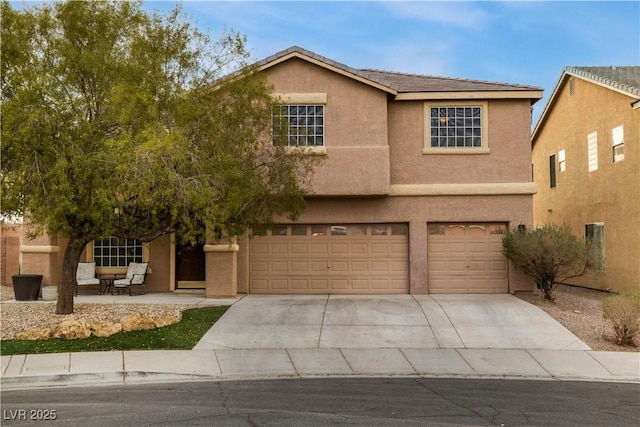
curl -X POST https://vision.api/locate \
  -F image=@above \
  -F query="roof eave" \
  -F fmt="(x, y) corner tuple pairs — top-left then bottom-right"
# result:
(395, 90), (543, 101)
(258, 50), (398, 96)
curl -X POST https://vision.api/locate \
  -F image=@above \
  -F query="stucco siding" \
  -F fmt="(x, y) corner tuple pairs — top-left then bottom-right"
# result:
(389, 99), (534, 185)
(264, 58), (391, 195)
(533, 76), (640, 292)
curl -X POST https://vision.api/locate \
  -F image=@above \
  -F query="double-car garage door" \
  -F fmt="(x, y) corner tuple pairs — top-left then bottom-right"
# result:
(249, 222), (509, 294)
(250, 224), (409, 294)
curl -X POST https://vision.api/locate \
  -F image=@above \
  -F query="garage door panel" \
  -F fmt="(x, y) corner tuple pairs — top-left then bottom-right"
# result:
(291, 243), (308, 255)
(291, 261), (308, 272)
(331, 243), (349, 254)
(250, 224), (409, 294)
(310, 243), (328, 254)
(331, 279), (348, 290)
(428, 222), (508, 294)
(351, 261), (369, 272)
(251, 243), (269, 254)
(291, 279), (308, 290)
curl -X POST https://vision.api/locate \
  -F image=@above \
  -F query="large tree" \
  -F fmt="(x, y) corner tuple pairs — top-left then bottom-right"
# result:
(1, 1), (315, 314)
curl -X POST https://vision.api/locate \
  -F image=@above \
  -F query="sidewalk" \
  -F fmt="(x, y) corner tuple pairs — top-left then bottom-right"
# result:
(1, 294), (639, 390)
(2, 347), (639, 391)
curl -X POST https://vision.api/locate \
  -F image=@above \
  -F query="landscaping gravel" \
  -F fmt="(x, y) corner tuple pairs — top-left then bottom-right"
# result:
(0, 286), (198, 341)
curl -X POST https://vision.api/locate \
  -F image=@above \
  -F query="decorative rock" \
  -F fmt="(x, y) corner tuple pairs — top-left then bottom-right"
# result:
(121, 313), (156, 332)
(16, 328), (52, 340)
(153, 314), (175, 328)
(90, 321), (123, 337)
(52, 319), (91, 340)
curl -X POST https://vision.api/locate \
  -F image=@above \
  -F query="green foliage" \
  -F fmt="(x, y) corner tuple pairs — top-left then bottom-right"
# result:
(0, 306), (228, 355)
(1, 1), (317, 313)
(602, 293), (640, 346)
(502, 223), (598, 301)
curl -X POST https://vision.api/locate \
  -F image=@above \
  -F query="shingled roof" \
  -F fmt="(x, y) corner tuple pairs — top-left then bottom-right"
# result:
(565, 66), (640, 99)
(258, 46), (542, 94)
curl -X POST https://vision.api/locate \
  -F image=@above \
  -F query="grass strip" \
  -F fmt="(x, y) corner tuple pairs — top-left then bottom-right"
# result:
(0, 306), (228, 355)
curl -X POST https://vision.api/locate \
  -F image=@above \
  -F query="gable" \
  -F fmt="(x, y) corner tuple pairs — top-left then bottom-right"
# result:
(533, 66), (640, 142)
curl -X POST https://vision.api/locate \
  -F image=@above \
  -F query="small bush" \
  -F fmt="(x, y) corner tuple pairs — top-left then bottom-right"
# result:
(601, 293), (640, 346)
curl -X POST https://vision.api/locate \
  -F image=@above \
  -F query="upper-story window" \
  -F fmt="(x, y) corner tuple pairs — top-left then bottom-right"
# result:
(423, 101), (489, 154)
(273, 104), (324, 147)
(558, 149), (566, 172)
(93, 237), (143, 267)
(612, 125), (624, 163)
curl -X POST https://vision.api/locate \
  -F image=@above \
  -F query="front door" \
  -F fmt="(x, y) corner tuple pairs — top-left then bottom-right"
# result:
(176, 243), (206, 289)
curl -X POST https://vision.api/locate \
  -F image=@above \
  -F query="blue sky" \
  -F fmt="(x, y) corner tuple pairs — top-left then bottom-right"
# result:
(12, 1), (640, 126)
(142, 1), (639, 126)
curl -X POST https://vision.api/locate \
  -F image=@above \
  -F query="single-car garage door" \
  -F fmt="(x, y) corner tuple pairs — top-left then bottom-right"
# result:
(250, 223), (409, 294)
(428, 223), (508, 293)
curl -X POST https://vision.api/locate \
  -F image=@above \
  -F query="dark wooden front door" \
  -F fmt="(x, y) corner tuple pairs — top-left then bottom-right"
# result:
(176, 243), (206, 289)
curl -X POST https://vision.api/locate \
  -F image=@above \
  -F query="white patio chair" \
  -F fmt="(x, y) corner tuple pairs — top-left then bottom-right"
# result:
(76, 262), (101, 295)
(112, 262), (149, 295)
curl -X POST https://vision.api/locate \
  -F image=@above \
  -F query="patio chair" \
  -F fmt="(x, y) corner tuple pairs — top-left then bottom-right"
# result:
(76, 262), (101, 296)
(112, 262), (149, 295)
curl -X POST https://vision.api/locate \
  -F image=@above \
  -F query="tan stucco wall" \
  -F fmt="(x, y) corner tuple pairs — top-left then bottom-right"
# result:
(389, 99), (534, 185)
(263, 58), (391, 195)
(532, 77), (640, 292)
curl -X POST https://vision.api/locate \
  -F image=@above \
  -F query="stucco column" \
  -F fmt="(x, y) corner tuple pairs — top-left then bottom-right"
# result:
(19, 233), (62, 287)
(203, 243), (239, 298)
(409, 220), (428, 294)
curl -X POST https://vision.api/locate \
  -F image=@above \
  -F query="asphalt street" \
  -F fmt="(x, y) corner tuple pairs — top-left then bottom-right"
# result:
(2, 378), (639, 426)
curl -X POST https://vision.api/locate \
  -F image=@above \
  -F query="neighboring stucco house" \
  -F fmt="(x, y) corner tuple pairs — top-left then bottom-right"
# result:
(19, 46), (542, 297)
(531, 66), (640, 293)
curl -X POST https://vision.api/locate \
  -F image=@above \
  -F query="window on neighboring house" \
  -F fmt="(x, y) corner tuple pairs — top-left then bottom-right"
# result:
(424, 101), (488, 153)
(558, 149), (566, 172)
(587, 131), (598, 172)
(612, 125), (624, 163)
(549, 154), (556, 188)
(585, 223), (605, 270)
(93, 237), (143, 267)
(273, 104), (324, 147)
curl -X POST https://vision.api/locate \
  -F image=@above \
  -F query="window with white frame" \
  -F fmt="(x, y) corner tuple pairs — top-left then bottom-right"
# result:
(585, 223), (605, 270)
(273, 104), (324, 147)
(587, 131), (598, 172)
(93, 237), (143, 267)
(558, 149), (566, 172)
(612, 125), (624, 163)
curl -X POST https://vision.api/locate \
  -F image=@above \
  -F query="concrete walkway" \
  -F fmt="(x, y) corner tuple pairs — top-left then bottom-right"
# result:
(1, 294), (639, 391)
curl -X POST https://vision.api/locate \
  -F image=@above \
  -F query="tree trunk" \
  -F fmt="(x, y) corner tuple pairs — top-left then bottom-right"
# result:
(56, 238), (87, 315)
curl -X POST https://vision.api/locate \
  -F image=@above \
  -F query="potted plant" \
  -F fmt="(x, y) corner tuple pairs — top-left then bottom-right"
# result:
(12, 266), (43, 301)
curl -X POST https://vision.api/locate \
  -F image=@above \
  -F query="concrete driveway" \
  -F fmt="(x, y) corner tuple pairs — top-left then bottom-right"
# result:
(194, 294), (589, 351)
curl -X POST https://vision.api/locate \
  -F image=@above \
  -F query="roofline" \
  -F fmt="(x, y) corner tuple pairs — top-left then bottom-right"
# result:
(395, 90), (543, 101)
(258, 49), (398, 96)
(532, 67), (640, 142)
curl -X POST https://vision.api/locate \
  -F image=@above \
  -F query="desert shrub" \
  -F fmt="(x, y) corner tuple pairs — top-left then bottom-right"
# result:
(502, 224), (599, 301)
(601, 293), (640, 346)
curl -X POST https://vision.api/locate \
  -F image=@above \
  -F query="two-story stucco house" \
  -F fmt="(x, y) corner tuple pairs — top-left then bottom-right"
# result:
(19, 46), (543, 297)
(532, 66), (640, 293)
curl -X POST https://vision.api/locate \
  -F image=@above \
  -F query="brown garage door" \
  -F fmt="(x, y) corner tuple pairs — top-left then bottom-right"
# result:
(428, 223), (508, 293)
(250, 224), (409, 294)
